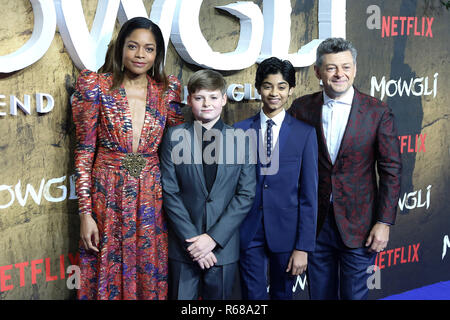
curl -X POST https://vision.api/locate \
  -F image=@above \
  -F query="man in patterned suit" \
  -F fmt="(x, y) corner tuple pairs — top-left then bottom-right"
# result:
(288, 37), (402, 300)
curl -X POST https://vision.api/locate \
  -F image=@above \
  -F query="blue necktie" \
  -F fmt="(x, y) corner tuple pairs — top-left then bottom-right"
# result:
(266, 119), (275, 159)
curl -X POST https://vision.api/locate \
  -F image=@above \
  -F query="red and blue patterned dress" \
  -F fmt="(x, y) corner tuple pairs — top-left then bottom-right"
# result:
(72, 69), (183, 300)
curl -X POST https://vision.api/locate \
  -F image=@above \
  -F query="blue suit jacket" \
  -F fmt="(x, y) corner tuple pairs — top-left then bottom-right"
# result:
(234, 112), (318, 253)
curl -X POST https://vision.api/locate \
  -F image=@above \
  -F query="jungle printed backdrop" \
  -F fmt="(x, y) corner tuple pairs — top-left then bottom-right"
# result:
(0, 0), (448, 299)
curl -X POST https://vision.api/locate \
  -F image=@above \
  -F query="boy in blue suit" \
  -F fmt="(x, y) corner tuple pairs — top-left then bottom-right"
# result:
(234, 57), (318, 299)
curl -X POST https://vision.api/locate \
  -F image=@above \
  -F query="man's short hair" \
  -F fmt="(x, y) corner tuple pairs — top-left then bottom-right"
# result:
(255, 57), (296, 89)
(187, 69), (227, 95)
(315, 37), (357, 67)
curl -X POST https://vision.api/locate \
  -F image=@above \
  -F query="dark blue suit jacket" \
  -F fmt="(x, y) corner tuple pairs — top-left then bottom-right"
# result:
(234, 112), (318, 253)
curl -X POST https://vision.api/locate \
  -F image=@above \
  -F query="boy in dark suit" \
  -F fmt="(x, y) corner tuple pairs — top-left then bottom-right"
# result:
(160, 69), (256, 300)
(234, 57), (318, 300)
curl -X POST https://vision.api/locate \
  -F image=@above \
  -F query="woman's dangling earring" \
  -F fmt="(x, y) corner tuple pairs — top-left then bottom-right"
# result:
(121, 63), (124, 72)
(152, 65), (155, 77)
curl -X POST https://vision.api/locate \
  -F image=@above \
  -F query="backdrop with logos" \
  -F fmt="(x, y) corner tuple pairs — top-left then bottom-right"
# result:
(0, 0), (448, 300)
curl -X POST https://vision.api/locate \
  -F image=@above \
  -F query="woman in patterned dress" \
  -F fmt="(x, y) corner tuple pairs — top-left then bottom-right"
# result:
(71, 17), (184, 300)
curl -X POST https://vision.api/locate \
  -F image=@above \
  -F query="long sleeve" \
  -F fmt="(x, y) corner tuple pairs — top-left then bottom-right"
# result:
(160, 127), (199, 242)
(165, 75), (184, 127)
(296, 127), (318, 252)
(375, 106), (402, 224)
(72, 69), (100, 216)
(207, 159), (256, 249)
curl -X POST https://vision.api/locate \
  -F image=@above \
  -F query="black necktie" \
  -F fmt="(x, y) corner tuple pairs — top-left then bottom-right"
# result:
(266, 119), (275, 158)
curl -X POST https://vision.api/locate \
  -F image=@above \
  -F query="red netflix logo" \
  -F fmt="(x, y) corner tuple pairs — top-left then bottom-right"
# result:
(398, 134), (426, 154)
(382, 16), (433, 38)
(0, 252), (79, 292)
(366, 5), (434, 38)
(375, 243), (420, 270)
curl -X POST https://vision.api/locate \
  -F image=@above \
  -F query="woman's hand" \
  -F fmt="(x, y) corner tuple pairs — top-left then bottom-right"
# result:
(80, 214), (99, 253)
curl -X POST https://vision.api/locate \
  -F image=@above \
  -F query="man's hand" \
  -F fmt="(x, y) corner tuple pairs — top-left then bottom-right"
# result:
(197, 252), (218, 270)
(80, 214), (99, 253)
(186, 233), (217, 261)
(286, 250), (308, 276)
(365, 222), (390, 253)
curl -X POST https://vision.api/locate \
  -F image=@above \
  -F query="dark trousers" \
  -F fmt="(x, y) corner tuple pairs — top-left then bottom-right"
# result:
(169, 259), (238, 300)
(239, 219), (294, 300)
(307, 207), (377, 300)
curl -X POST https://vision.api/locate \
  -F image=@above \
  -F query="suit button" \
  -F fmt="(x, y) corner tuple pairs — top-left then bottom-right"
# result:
(264, 184), (268, 189)
(207, 198), (213, 202)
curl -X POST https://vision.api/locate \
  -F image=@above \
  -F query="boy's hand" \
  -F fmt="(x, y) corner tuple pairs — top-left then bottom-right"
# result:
(186, 233), (217, 261)
(197, 252), (218, 270)
(286, 250), (308, 276)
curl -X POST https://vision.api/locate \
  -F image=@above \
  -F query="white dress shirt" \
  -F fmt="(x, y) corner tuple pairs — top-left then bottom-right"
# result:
(322, 87), (354, 164)
(260, 108), (285, 152)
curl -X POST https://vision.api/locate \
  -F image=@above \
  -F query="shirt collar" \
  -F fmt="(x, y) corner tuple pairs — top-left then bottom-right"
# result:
(200, 117), (224, 133)
(260, 108), (285, 127)
(323, 86), (354, 106)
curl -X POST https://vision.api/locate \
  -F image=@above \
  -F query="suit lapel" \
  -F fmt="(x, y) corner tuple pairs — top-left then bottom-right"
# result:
(312, 93), (333, 165)
(208, 125), (227, 196)
(249, 113), (262, 177)
(188, 122), (209, 196)
(334, 89), (364, 162)
(276, 113), (292, 156)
